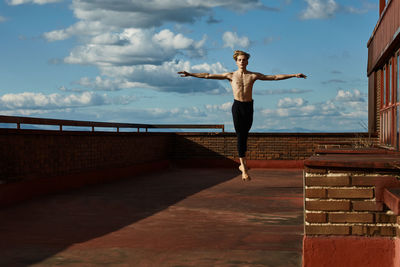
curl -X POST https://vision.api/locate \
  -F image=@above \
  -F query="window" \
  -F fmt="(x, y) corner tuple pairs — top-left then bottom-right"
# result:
(397, 52), (400, 102)
(389, 59), (392, 104)
(383, 65), (387, 106)
(397, 52), (400, 149)
(397, 107), (399, 149)
(379, 52), (400, 149)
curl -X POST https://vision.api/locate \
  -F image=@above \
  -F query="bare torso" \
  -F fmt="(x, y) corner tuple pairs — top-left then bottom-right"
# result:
(177, 56), (306, 103)
(228, 70), (257, 102)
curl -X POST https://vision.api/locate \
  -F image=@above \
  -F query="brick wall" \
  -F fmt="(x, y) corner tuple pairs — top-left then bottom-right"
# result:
(0, 129), (172, 183)
(173, 132), (376, 160)
(1, 129), (376, 184)
(304, 171), (398, 237)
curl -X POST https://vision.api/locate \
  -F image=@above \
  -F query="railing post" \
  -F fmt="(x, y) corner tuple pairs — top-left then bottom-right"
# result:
(17, 123), (20, 130)
(59, 125), (62, 131)
(92, 126), (95, 132)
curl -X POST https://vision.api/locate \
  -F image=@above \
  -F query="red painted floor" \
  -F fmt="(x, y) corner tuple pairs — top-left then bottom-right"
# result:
(0, 168), (304, 267)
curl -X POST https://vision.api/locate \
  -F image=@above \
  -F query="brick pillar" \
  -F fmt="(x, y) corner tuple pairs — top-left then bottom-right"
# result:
(303, 171), (399, 267)
(304, 173), (397, 237)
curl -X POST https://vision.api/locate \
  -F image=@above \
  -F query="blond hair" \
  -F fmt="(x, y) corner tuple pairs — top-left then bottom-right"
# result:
(233, 50), (250, 61)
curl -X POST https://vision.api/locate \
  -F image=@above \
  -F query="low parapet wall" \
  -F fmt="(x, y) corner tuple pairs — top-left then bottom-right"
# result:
(1, 129), (375, 184)
(0, 127), (376, 206)
(173, 132), (376, 161)
(0, 129), (172, 184)
(0, 128), (173, 207)
(303, 150), (400, 267)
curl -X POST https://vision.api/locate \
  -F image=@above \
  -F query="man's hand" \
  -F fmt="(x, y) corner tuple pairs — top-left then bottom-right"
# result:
(178, 71), (190, 77)
(296, 73), (307, 79)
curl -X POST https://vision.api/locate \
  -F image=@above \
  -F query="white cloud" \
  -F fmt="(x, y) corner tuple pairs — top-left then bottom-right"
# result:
(222, 31), (250, 49)
(0, 92), (102, 110)
(300, 0), (339, 20)
(262, 97), (340, 118)
(40, 0), (270, 97)
(0, 91), (136, 111)
(254, 88), (313, 95)
(257, 90), (368, 132)
(98, 60), (229, 94)
(0, 16), (6, 22)
(335, 89), (365, 102)
(343, 2), (377, 14)
(63, 28), (206, 67)
(56, 60), (229, 94)
(65, 76), (148, 92)
(262, 104), (319, 118)
(108, 106), (209, 124)
(7, 0), (61, 5)
(206, 102), (232, 112)
(299, 0), (376, 20)
(42, 0), (266, 40)
(277, 97), (307, 108)
(44, 21), (112, 42)
(153, 29), (195, 50)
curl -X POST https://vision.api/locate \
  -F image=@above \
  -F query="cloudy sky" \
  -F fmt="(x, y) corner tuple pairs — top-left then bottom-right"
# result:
(0, 0), (379, 132)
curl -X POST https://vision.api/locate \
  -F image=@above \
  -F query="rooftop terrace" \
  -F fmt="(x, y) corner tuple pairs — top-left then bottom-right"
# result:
(0, 168), (303, 267)
(3, 115), (400, 267)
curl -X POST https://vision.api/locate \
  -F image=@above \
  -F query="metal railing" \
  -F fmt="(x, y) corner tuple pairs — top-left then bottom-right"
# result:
(0, 115), (225, 133)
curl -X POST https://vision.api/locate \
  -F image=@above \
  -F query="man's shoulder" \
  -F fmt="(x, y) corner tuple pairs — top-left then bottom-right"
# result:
(225, 72), (234, 78)
(244, 71), (260, 80)
(247, 70), (261, 75)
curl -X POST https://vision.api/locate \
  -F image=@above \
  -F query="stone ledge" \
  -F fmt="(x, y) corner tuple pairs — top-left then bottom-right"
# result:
(314, 148), (393, 155)
(383, 188), (400, 215)
(305, 149), (400, 173)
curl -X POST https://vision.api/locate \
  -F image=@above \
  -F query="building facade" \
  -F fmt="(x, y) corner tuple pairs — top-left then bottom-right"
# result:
(368, 0), (400, 149)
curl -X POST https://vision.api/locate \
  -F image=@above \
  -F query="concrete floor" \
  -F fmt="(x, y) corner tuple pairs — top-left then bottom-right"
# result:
(0, 168), (304, 267)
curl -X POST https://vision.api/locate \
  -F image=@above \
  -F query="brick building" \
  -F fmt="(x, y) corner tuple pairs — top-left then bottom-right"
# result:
(368, 0), (400, 149)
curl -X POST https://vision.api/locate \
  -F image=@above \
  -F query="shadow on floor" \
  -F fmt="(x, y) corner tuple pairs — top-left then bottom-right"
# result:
(0, 168), (241, 266)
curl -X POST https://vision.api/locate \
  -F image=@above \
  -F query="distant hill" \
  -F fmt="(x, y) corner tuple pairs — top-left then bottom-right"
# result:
(251, 127), (320, 133)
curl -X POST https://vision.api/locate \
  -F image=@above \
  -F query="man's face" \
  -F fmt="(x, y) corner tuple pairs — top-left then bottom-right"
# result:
(236, 55), (248, 69)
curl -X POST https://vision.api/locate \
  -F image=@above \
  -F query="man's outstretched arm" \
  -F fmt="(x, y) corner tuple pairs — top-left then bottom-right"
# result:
(178, 71), (231, 80)
(256, 73), (307, 81)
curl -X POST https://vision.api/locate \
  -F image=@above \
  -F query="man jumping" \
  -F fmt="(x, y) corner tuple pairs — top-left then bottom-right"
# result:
(178, 50), (306, 181)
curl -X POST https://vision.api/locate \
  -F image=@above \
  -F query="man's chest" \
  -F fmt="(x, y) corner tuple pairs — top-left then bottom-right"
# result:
(231, 74), (255, 88)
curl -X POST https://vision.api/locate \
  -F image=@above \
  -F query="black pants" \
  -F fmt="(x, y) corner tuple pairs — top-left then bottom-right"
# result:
(232, 99), (254, 158)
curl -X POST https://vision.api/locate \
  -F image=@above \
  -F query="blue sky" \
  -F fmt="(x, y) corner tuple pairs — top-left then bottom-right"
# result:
(0, 0), (379, 132)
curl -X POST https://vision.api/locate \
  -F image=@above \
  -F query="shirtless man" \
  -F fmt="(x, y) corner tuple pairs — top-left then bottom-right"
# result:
(178, 50), (306, 181)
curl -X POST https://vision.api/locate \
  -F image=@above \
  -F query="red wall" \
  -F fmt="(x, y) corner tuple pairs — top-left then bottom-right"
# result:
(303, 236), (397, 267)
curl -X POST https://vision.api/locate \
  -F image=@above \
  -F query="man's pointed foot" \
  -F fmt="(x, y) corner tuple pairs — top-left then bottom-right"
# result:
(242, 174), (251, 181)
(239, 165), (251, 181)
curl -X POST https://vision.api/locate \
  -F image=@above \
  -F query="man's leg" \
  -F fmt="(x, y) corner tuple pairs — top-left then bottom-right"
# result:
(237, 130), (250, 180)
(232, 100), (253, 181)
(240, 101), (253, 180)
